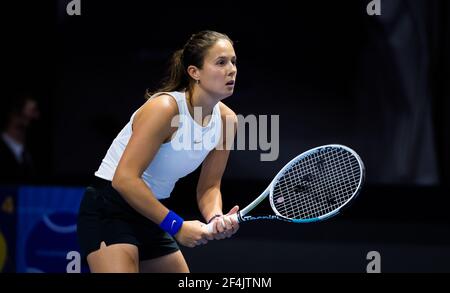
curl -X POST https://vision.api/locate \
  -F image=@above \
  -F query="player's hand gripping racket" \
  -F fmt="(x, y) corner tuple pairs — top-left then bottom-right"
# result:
(206, 144), (365, 232)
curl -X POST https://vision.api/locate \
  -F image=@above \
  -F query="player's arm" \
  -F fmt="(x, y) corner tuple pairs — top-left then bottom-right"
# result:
(196, 102), (239, 238)
(112, 95), (207, 247)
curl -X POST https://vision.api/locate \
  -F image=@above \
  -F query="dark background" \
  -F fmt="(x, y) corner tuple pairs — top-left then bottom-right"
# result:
(2, 0), (450, 272)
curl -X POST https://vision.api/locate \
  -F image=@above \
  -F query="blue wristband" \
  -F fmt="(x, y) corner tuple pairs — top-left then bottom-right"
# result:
(159, 210), (184, 236)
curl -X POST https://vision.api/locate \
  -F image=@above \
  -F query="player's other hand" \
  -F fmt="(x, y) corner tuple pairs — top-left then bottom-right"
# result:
(174, 220), (209, 248)
(209, 205), (240, 240)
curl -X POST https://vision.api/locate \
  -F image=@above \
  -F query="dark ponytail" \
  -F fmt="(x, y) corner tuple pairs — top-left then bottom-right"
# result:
(145, 49), (189, 99)
(146, 30), (233, 99)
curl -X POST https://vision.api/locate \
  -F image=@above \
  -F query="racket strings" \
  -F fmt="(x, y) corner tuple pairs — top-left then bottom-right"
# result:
(275, 153), (349, 218)
(272, 148), (361, 219)
(280, 150), (359, 218)
(284, 151), (358, 218)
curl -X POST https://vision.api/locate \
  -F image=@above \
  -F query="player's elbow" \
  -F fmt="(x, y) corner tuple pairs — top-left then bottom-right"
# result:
(196, 183), (220, 200)
(111, 173), (124, 191)
(111, 170), (135, 193)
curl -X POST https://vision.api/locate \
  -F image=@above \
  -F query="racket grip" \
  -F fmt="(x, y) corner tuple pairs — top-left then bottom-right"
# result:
(230, 213), (239, 223)
(205, 213), (240, 234)
(205, 221), (215, 234)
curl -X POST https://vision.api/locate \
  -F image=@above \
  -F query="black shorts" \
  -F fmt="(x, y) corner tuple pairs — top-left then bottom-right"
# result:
(77, 176), (179, 263)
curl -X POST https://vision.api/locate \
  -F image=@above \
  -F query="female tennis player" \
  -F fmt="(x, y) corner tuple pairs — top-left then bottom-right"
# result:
(77, 30), (239, 273)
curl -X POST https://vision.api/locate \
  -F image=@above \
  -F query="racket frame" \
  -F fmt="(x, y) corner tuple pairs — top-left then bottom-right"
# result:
(237, 144), (365, 223)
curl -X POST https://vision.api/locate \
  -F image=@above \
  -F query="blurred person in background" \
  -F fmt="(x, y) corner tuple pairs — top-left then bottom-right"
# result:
(0, 92), (41, 183)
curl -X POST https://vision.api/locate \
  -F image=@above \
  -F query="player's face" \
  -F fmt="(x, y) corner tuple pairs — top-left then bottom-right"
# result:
(198, 39), (237, 99)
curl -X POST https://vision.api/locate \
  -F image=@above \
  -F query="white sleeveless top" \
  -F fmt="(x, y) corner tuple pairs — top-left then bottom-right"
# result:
(95, 91), (222, 199)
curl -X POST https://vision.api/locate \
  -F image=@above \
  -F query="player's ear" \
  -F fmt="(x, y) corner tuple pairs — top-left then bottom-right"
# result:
(187, 65), (200, 81)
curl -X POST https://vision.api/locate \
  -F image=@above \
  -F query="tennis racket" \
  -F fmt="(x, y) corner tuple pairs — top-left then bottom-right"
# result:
(206, 144), (365, 232)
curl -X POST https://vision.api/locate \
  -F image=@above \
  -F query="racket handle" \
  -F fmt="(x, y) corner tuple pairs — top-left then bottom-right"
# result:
(205, 213), (240, 234)
(230, 213), (239, 223)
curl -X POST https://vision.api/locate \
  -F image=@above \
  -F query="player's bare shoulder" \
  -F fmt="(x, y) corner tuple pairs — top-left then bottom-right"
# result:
(134, 94), (179, 126)
(218, 102), (238, 145)
(219, 101), (238, 125)
(131, 94), (180, 144)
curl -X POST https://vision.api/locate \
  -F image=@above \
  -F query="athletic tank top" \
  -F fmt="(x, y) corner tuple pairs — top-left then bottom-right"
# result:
(94, 91), (222, 199)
